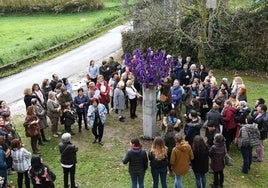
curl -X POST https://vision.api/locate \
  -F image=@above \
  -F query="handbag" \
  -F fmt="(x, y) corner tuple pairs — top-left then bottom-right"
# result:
(160, 94), (168, 102)
(25, 125), (40, 137)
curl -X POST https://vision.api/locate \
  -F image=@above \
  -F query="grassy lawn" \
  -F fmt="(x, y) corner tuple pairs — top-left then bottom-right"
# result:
(8, 70), (268, 188)
(0, 1), (123, 65)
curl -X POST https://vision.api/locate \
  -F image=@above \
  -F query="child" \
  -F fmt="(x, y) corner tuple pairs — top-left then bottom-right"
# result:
(170, 133), (194, 188)
(63, 102), (76, 135)
(122, 138), (148, 188)
(191, 135), (209, 188)
(209, 134), (226, 188)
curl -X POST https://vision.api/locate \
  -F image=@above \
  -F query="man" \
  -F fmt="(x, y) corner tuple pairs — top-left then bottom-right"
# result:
(50, 74), (61, 91)
(180, 64), (192, 86)
(108, 56), (120, 75)
(253, 104), (268, 162)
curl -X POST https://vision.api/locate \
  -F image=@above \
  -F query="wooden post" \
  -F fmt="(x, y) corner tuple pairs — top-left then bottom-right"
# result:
(142, 84), (157, 138)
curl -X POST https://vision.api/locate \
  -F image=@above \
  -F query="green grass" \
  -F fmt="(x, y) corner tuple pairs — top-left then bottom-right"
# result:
(8, 71), (268, 188)
(0, 1), (123, 65)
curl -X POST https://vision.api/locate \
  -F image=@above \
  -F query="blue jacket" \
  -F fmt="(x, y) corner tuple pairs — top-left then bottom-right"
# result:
(74, 94), (89, 113)
(171, 86), (183, 106)
(87, 104), (107, 127)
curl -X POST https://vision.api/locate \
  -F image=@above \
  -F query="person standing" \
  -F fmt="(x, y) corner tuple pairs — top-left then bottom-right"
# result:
(87, 98), (107, 145)
(148, 137), (168, 188)
(114, 81), (126, 122)
(191, 135), (209, 188)
(10, 139), (31, 188)
(74, 88), (89, 132)
(23, 106), (40, 154)
(28, 155), (56, 188)
(96, 75), (110, 113)
(47, 91), (61, 138)
(88, 60), (99, 84)
(170, 133), (194, 188)
(209, 134), (226, 188)
(59, 133), (78, 188)
(122, 138), (148, 188)
(253, 104), (268, 162)
(125, 80), (141, 119)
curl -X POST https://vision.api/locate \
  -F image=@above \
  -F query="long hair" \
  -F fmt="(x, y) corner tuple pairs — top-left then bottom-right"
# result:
(192, 135), (207, 153)
(151, 137), (167, 160)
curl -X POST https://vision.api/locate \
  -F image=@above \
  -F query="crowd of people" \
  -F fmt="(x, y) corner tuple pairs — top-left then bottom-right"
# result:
(0, 51), (267, 188)
(121, 53), (267, 188)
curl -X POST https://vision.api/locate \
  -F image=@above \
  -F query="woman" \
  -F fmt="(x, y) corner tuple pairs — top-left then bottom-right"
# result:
(160, 76), (172, 116)
(191, 135), (209, 188)
(88, 60), (99, 84)
(198, 64), (208, 82)
(28, 155), (56, 188)
(170, 133), (194, 188)
(148, 137), (168, 188)
(96, 75), (110, 113)
(59, 133), (78, 188)
(114, 81), (126, 122)
(125, 80), (141, 119)
(11, 139), (31, 188)
(74, 88), (89, 132)
(0, 135), (7, 187)
(62, 78), (73, 94)
(196, 82), (208, 121)
(108, 72), (119, 110)
(32, 83), (46, 109)
(122, 138), (148, 188)
(47, 91), (61, 138)
(31, 98), (49, 144)
(23, 106), (40, 154)
(164, 125), (176, 176)
(41, 79), (52, 103)
(87, 98), (107, 145)
(0, 100), (10, 117)
(87, 81), (101, 103)
(24, 88), (32, 110)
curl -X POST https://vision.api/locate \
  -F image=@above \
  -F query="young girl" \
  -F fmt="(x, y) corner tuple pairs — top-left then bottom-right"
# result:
(209, 134), (226, 188)
(191, 135), (209, 188)
(122, 138), (148, 188)
(148, 137), (168, 188)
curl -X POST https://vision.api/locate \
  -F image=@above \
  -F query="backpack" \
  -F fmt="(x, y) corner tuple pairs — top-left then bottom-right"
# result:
(246, 124), (260, 147)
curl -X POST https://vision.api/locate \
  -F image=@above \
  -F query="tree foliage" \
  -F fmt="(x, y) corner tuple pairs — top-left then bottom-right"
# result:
(122, 0), (268, 70)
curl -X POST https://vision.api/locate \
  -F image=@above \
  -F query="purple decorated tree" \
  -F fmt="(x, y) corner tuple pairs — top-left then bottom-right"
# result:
(125, 48), (172, 138)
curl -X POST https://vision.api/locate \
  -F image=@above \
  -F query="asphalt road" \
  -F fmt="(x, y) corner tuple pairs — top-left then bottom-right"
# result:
(0, 23), (131, 106)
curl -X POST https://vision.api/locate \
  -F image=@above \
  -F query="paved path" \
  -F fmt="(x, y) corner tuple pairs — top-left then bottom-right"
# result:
(0, 23), (131, 106)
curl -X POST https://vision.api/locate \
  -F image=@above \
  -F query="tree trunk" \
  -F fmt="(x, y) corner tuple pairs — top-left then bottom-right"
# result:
(142, 85), (157, 138)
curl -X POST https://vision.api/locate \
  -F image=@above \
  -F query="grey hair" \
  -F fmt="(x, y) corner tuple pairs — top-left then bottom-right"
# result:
(61, 133), (71, 143)
(239, 100), (247, 107)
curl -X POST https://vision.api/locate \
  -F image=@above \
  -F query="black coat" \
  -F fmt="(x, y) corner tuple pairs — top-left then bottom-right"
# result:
(254, 113), (268, 140)
(180, 69), (192, 86)
(148, 151), (168, 169)
(59, 142), (78, 165)
(192, 146), (209, 174)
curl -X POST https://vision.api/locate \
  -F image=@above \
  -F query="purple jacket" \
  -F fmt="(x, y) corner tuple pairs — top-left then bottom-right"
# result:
(209, 142), (226, 172)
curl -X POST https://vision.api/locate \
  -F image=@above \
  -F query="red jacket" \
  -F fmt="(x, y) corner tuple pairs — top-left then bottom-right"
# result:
(222, 106), (237, 130)
(95, 81), (110, 104)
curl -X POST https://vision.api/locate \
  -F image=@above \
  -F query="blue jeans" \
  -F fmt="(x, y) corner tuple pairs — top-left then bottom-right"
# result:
(174, 173), (182, 188)
(151, 167), (167, 188)
(194, 172), (206, 188)
(130, 172), (145, 188)
(241, 146), (252, 173)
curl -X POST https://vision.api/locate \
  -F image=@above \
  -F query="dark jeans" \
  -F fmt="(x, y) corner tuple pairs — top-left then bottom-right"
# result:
(77, 110), (88, 130)
(92, 123), (104, 142)
(130, 172), (145, 188)
(31, 135), (39, 152)
(222, 128), (236, 151)
(213, 170), (224, 187)
(129, 97), (137, 118)
(194, 172), (206, 188)
(151, 167), (167, 188)
(17, 171), (30, 188)
(241, 146), (252, 173)
(63, 165), (76, 188)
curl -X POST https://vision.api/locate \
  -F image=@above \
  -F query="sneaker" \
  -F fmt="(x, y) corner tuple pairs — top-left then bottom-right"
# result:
(57, 131), (62, 135)
(7, 169), (16, 175)
(98, 141), (104, 146)
(119, 118), (125, 122)
(253, 158), (263, 162)
(53, 134), (59, 138)
(92, 139), (97, 144)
